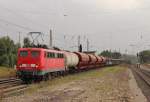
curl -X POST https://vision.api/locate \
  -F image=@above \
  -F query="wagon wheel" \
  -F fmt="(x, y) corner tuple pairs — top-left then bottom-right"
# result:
(48, 73), (52, 80)
(43, 74), (48, 81)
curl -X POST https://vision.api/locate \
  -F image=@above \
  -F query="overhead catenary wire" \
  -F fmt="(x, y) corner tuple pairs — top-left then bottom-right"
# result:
(0, 18), (33, 31)
(0, 6), (49, 29)
(0, 5), (72, 46)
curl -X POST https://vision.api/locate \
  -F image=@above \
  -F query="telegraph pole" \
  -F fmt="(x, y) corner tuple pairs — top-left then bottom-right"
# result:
(87, 39), (89, 51)
(78, 35), (80, 51)
(19, 32), (21, 47)
(50, 29), (52, 48)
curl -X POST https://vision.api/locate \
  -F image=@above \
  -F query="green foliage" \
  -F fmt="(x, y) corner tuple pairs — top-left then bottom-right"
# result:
(0, 54), (9, 67)
(139, 50), (150, 63)
(99, 50), (122, 59)
(100, 50), (112, 57)
(0, 36), (19, 68)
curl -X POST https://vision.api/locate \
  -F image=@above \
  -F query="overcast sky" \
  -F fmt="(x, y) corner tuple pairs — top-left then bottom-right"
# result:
(0, 0), (150, 54)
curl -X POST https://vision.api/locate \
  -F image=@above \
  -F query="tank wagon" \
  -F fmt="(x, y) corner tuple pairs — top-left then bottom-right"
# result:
(100, 56), (107, 66)
(63, 51), (79, 71)
(74, 52), (90, 69)
(88, 54), (97, 68)
(95, 56), (103, 67)
(16, 48), (121, 82)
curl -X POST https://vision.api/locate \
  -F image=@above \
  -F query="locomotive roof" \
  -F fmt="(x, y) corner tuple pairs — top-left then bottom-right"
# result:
(18, 48), (64, 53)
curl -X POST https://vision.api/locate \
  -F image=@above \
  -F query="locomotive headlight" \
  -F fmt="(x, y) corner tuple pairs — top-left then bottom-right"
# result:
(19, 64), (22, 67)
(31, 64), (38, 68)
(35, 65), (39, 68)
(31, 64), (35, 67)
(19, 64), (27, 67)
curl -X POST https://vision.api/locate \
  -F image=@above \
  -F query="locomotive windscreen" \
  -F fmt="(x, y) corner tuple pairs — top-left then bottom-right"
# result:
(31, 51), (40, 58)
(20, 51), (28, 57)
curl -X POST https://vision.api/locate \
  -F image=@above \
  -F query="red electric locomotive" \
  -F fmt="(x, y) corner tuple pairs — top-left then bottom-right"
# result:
(17, 48), (66, 82)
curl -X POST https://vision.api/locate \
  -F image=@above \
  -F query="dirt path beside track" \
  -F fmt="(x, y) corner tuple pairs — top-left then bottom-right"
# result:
(2, 66), (147, 102)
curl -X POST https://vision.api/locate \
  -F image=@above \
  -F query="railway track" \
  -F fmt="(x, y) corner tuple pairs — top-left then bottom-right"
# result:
(131, 66), (150, 101)
(0, 78), (28, 98)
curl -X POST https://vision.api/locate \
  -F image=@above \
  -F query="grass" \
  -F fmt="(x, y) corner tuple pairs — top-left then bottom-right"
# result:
(0, 66), (16, 78)
(26, 65), (127, 94)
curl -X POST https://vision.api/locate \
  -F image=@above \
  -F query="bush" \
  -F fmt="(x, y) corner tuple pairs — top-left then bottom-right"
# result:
(0, 36), (19, 68)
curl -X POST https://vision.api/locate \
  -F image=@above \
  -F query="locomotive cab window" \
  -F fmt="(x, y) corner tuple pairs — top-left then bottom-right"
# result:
(57, 53), (61, 58)
(60, 54), (64, 58)
(31, 51), (40, 57)
(20, 51), (28, 57)
(52, 53), (55, 58)
(56, 53), (59, 58)
(57, 53), (63, 58)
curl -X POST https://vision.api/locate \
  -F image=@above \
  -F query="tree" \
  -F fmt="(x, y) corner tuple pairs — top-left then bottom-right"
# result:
(139, 50), (150, 63)
(100, 50), (112, 57)
(99, 50), (122, 59)
(0, 36), (18, 67)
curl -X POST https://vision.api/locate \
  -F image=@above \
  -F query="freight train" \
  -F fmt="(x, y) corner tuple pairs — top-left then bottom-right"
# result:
(16, 48), (122, 82)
